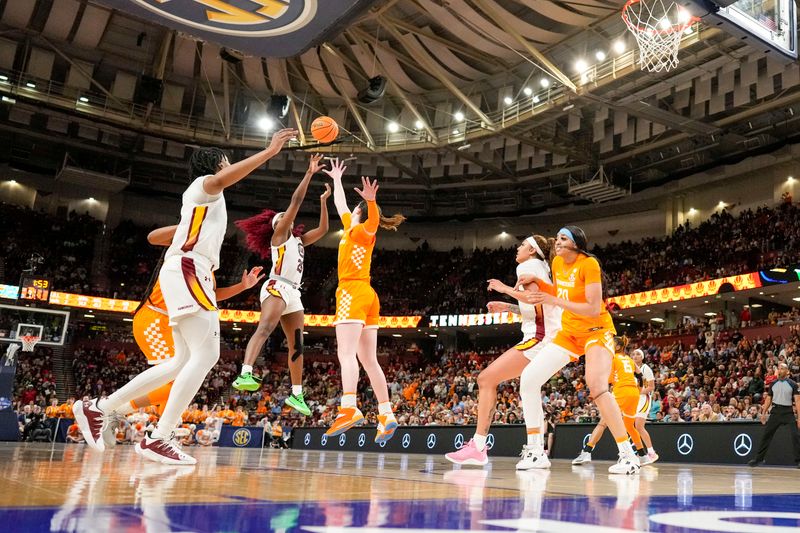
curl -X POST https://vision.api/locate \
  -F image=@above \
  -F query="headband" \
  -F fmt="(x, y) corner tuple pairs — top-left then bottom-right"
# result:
(272, 212), (285, 229)
(558, 227), (575, 243)
(525, 237), (545, 259)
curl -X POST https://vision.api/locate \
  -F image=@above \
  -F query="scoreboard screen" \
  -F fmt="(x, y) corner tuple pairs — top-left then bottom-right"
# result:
(19, 276), (51, 302)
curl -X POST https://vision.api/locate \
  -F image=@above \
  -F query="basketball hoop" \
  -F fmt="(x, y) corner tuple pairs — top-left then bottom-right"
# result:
(622, 0), (698, 73)
(20, 335), (40, 352)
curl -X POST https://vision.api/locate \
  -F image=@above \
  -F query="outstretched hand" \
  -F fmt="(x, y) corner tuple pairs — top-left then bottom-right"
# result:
(241, 266), (265, 289)
(354, 176), (379, 202)
(268, 128), (297, 153)
(307, 153), (324, 174)
(321, 183), (331, 200)
(487, 301), (510, 313)
(322, 157), (346, 181)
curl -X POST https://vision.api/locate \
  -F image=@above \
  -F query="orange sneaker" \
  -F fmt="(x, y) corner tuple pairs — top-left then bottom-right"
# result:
(325, 406), (364, 437)
(374, 414), (398, 444)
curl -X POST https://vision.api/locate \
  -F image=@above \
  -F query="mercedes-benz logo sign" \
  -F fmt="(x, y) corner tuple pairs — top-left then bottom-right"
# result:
(426, 433), (437, 449)
(454, 433), (464, 449)
(677, 433), (694, 455)
(304, 433), (311, 446)
(486, 434), (495, 450)
(321, 434), (328, 446)
(402, 433), (412, 449)
(339, 434), (346, 447)
(733, 433), (753, 457)
(379, 440), (386, 448)
(358, 433), (366, 447)
(583, 433), (591, 447)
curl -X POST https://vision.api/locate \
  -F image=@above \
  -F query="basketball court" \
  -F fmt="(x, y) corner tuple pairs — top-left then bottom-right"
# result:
(0, 444), (798, 532)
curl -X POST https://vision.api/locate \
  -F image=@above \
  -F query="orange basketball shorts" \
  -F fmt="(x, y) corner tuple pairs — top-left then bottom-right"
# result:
(334, 280), (380, 328)
(132, 305), (174, 364)
(552, 328), (615, 358)
(613, 387), (641, 418)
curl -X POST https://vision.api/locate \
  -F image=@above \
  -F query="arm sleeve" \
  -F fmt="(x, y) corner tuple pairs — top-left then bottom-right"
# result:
(364, 200), (379, 234)
(582, 256), (602, 285)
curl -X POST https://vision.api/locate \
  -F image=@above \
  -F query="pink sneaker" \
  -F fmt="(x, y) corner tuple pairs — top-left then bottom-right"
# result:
(445, 439), (488, 466)
(72, 399), (107, 452)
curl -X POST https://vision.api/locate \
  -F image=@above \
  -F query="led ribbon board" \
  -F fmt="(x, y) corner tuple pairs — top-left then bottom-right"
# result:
(94, 0), (379, 58)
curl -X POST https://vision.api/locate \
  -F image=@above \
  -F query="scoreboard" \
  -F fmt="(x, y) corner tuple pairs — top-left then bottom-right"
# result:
(18, 276), (51, 303)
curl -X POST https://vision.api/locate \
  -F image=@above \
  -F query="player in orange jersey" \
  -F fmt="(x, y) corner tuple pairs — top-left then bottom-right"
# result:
(323, 159), (405, 443)
(573, 337), (647, 465)
(518, 226), (640, 474)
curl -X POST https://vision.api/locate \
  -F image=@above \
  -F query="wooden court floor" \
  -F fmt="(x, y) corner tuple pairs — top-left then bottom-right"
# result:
(0, 442), (798, 532)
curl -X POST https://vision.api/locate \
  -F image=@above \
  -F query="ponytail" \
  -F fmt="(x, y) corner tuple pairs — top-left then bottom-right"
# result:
(531, 234), (556, 262)
(356, 200), (406, 231)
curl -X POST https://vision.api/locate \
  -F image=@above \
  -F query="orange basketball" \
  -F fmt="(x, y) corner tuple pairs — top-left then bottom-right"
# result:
(310, 116), (339, 143)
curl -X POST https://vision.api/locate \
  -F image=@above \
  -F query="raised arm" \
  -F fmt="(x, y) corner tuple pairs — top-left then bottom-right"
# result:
(301, 183), (331, 246)
(214, 267), (264, 302)
(322, 158), (350, 219)
(147, 225), (178, 247)
(273, 154), (324, 243)
(354, 176), (380, 235)
(203, 128), (297, 196)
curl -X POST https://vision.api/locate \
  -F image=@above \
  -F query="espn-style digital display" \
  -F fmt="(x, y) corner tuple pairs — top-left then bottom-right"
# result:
(18, 276), (51, 303)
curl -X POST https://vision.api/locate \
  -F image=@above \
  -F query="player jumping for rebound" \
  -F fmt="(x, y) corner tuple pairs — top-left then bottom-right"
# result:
(323, 158), (405, 443)
(444, 235), (561, 467)
(73, 128), (296, 465)
(232, 153), (332, 418)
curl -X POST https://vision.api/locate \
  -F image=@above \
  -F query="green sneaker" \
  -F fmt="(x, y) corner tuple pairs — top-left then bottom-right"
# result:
(232, 372), (261, 392)
(284, 393), (312, 416)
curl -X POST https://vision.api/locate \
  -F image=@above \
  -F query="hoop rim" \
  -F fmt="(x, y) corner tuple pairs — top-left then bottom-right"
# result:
(19, 334), (41, 352)
(622, 0), (699, 35)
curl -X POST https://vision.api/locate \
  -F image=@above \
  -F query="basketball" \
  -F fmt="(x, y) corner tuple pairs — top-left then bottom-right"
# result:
(310, 116), (338, 144)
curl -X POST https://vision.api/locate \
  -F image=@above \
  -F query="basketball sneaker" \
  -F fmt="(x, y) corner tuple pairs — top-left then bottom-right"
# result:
(608, 451), (640, 475)
(572, 450), (592, 465)
(325, 406), (364, 437)
(516, 445), (551, 470)
(284, 392), (312, 416)
(374, 414), (398, 444)
(232, 372), (261, 392)
(101, 412), (128, 449)
(641, 450), (659, 465)
(136, 430), (197, 465)
(445, 439), (488, 466)
(72, 398), (107, 452)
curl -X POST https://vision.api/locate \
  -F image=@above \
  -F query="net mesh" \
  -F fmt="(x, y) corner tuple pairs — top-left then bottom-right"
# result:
(20, 335), (40, 352)
(622, 0), (697, 73)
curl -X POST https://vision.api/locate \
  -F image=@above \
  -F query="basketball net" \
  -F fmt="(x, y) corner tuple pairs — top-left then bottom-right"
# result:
(622, 0), (697, 73)
(20, 335), (40, 352)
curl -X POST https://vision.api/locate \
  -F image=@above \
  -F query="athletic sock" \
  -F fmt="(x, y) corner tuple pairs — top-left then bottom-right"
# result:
(648, 447), (655, 454)
(473, 433), (487, 452)
(341, 393), (357, 408)
(616, 439), (635, 457)
(378, 401), (393, 416)
(583, 443), (595, 453)
(292, 385), (302, 397)
(241, 364), (253, 375)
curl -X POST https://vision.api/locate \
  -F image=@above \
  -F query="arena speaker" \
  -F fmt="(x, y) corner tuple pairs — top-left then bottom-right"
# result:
(135, 75), (163, 105)
(357, 76), (386, 104)
(267, 95), (290, 120)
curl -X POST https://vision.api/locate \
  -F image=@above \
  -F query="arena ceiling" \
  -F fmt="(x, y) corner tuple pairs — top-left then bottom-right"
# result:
(0, 0), (799, 216)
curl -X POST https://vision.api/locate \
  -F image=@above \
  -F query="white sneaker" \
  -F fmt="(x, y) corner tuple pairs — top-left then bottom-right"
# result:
(641, 451), (659, 465)
(136, 431), (197, 466)
(608, 452), (640, 475)
(572, 450), (592, 465)
(516, 445), (551, 470)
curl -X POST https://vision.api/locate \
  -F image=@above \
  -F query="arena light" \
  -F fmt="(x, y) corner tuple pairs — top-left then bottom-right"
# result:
(751, 303), (763, 307)
(540, 78), (550, 88)
(87, 197), (95, 202)
(392, 334), (402, 338)
(429, 334), (438, 338)
(25, 82), (35, 89)
(452, 129), (459, 135)
(453, 111), (465, 121)
(122, 318), (133, 322)
(523, 87), (532, 96)
(1, 96), (15, 104)
(613, 40), (626, 54)
(503, 96), (513, 106)
(788, 176), (795, 184)
(8, 180), (16, 185)
(387, 122), (399, 133)
(78, 96), (89, 103)
(687, 208), (697, 215)
(257, 116), (274, 131)
(595, 51), (606, 61)
(532, 96), (540, 104)
(0, 75), (7, 82)
(575, 59), (588, 73)
(793, 297), (800, 302)
(651, 317), (665, 322)
(704, 312), (716, 317)
(414, 120), (424, 130)
(84, 314), (95, 318)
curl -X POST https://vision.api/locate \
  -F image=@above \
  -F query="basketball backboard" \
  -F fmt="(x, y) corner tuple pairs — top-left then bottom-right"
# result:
(0, 305), (69, 346)
(685, 0), (797, 58)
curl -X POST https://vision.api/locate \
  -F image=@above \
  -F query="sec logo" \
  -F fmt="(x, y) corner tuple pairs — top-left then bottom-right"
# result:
(130, 0), (317, 37)
(232, 428), (251, 447)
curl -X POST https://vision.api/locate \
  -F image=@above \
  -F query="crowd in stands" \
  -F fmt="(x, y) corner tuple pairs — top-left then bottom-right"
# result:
(3, 199), (799, 315)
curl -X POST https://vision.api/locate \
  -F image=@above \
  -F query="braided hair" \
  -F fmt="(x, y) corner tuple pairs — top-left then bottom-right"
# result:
(189, 147), (228, 179)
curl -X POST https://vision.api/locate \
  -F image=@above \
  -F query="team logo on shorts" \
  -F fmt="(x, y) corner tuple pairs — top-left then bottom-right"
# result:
(232, 428), (251, 447)
(129, 0), (317, 37)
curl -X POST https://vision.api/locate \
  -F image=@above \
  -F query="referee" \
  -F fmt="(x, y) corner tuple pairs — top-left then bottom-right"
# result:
(748, 363), (800, 468)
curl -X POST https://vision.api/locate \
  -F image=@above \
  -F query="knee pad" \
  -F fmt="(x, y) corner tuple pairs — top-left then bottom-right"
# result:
(290, 329), (304, 362)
